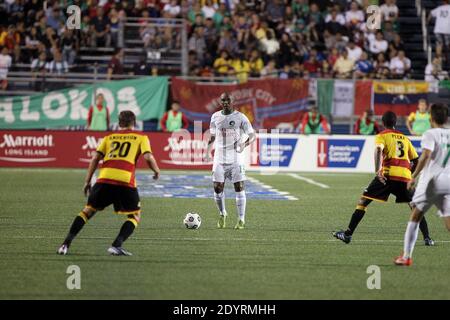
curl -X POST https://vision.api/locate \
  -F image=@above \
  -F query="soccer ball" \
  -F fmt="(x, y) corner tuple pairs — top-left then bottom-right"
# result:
(184, 213), (202, 229)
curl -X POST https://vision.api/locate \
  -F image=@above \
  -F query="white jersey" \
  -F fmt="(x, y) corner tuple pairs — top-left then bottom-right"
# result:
(210, 110), (254, 165)
(420, 127), (450, 180)
(431, 4), (450, 35)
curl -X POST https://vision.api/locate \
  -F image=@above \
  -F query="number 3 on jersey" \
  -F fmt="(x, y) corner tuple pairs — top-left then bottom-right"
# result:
(396, 141), (405, 158)
(108, 141), (131, 158)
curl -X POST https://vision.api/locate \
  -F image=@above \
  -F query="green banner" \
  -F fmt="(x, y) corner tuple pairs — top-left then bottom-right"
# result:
(0, 77), (168, 129)
(317, 79), (334, 115)
(439, 80), (450, 90)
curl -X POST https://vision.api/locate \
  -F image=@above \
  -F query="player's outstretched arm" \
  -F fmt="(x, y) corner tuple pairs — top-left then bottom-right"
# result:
(144, 152), (160, 180)
(84, 151), (104, 196)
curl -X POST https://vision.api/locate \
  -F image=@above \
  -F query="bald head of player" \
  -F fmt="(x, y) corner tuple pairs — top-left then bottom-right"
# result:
(220, 92), (233, 115)
(382, 111), (397, 129)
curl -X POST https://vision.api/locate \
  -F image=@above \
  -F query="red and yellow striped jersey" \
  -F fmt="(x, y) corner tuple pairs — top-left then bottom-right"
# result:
(375, 129), (418, 182)
(96, 131), (152, 188)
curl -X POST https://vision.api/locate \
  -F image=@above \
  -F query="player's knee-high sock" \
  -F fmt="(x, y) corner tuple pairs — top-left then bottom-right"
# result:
(345, 205), (366, 236)
(214, 191), (226, 215)
(63, 212), (88, 246)
(236, 191), (246, 222)
(403, 221), (420, 258)
(419, 217), (430, 239)
(112, 218), (137, 247)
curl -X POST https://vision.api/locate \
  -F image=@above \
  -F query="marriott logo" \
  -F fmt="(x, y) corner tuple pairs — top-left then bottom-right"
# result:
(82, 136), (102, 150)
(0, 134), (54, 148)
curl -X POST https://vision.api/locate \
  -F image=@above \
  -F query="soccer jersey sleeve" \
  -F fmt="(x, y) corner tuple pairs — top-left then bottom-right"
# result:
(241, 114), (254, 135)
(96, 136), (108, 156)
(140, 135), (152, 154)
(375, 134), (385, 149)
(408, 139), (419, 160)
(420, 131), (435, 153)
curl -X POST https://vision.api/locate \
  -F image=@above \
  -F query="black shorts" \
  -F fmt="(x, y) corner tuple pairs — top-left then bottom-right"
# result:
(87, 183), (140, 214)
(362, 178), (412, 203)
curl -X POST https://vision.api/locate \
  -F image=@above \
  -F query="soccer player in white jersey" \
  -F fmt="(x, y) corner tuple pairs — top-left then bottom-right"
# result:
(395, 103), (450, 266)
(205, 92), (256, 229)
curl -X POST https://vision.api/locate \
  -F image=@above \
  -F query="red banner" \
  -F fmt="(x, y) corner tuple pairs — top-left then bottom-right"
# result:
(0, 131), (211, 170)
(171, 77), (309, 130)
(354, 80), (373, 115)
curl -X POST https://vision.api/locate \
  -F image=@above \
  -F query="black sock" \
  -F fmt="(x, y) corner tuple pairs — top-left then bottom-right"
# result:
(419, 217), (430, 239)
(112, 221), (136, 247)
(63, 216), (86, 246)
(345, 209), (366, 236)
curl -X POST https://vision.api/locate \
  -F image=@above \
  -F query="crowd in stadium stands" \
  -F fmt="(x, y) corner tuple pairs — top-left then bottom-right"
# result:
(0, 0), (449, 89)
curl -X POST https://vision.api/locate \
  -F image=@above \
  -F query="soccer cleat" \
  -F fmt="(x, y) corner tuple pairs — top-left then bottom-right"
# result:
(57, 244), (69, 255)
(332, 230), (352, 244)
(107, 247), (133, 256)
(394, 255), (412, 266)
(424, 237), (435, 246)
(234, 220), (245, 230)
(217, 214), (227, 229)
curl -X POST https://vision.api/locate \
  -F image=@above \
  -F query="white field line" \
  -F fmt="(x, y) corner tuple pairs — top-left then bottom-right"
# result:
(247, 176), (299, 200)
(4, 235), (450, 244)
(287, 173), (330, 189)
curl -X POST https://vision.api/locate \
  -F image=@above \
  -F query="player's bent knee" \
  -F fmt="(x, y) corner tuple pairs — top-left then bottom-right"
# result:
(234, 182), (244, 192)
(214, 183), (224, 194)
(127, 214), (140, 227)
(80, 207), (97, 221)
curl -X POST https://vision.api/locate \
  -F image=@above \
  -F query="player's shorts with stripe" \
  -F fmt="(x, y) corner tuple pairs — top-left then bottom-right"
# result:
(362, 177), (412, 203)
(87, 183), (140, 214)
(212, 163), (246, 183)
(411, 173), (450, 218)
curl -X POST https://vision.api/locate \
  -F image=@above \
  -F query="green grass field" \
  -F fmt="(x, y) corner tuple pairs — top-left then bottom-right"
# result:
(0, 168), (449, 300)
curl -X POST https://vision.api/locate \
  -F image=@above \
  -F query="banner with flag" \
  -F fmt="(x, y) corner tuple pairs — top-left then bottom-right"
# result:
(373, 81), (429, 116)
(354, 80), (373, 115)
(171, 77), (309, 131)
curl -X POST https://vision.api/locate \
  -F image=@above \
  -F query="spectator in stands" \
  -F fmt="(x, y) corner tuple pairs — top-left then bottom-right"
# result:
(345, 1), (364, 29)
(164, 0), (181, 18)
(428, 0), (450, 54)
(201, 0), (216, 19)
(107, 48), (124, 80)
(260, 29), (280, 57)
(91, 7), (111, 47)
(133, 55), (151, 76)
(354, 109), (380, 135)
(0, 46), (12, 90)
(333, 49), (355, 79)
(60, 29), (77, 66)
(425, 57), (448, 81)
(373, 52), (390, 79)
(406, 99), (432, 136)
(346, 40), (363, 61)
(248, 49), (264, 77)
(188, 26), (207, 64)
(261, 59), (278, 78)
(46, 6), (64, 31)
(160, 101), (189, 132)
(380, 0), (399, 25)
(213, 50), (231, 76)
(354, 51), (373, 78)
(230, 54), (250, 83)
(87, 93), (110, 131)
(300, 106), (330, 134)
(109, 8), (121, 48)
(389, 50), (411, 79)
(369, 31), (388, 57)
(46, 49), (69, 75)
